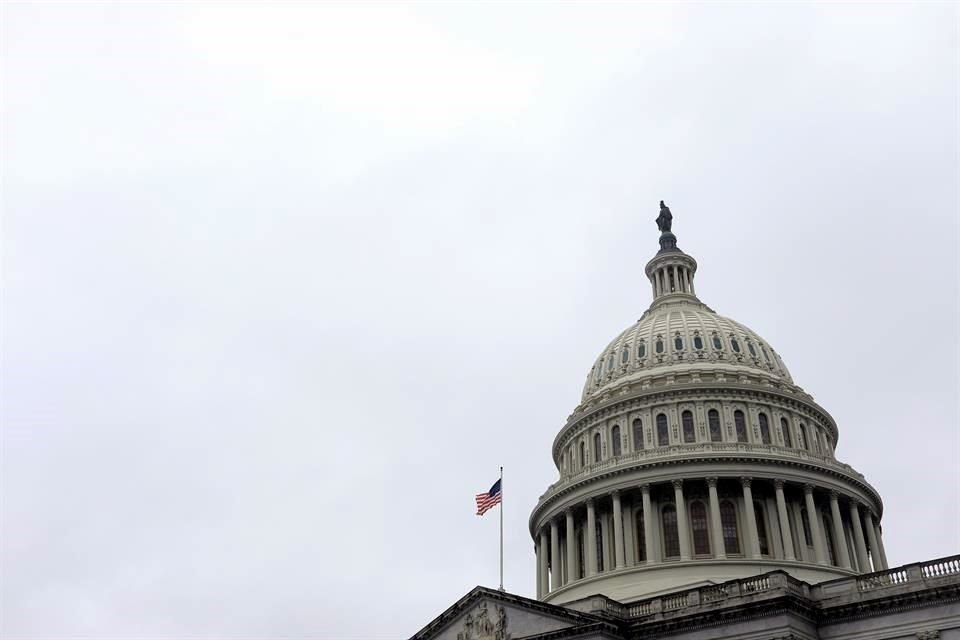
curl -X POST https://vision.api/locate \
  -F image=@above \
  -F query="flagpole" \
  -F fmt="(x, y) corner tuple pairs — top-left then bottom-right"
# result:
(499, 465), (504, 592)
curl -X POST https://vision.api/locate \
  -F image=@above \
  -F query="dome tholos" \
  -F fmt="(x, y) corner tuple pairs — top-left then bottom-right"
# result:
(529, 203), (886, 606)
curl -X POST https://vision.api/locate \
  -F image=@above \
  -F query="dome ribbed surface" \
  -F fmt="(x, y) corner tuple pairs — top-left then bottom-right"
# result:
(581, 298), (793, 403)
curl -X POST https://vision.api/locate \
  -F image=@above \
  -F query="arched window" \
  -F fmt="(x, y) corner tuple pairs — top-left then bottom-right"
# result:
(799, 424), (809, 450)
(621, 347), (629, 364)
(682, 410), (695, 443)
(596, 519), (604, 572)
(611, 425), (622, 457)
(674, 334), (684, 351)
(607, 353), (615, 372)
(754, 501), (769, 555)
(656, 413), (669, 447)
(637, 340), (646, 358)
(731, 336), (741, 353)
(712, 333), (723, 350)
(761, 344), (771, 363)
(801, 508), (813, 547)
(720, 500), (741, 554)
(823, 511), (836, 565)
(632, 419), (644, 451)
(734, 410), (748, 443)
(662, 505), (680, 559)
(593, 433), (602, 463)
(691, 501), (710, 555)
(655, 337), (664, 354)
(635, 508), (647, 562)
(708, 409), (722, 442)
(810, 428), (821, 453)
(781, 417), (793, 448)
(693, 334), (704, 350)
(748, 341), (757, 357)
(759, 412), (771, 444)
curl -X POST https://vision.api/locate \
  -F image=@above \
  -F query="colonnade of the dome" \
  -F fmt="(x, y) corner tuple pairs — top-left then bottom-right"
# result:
(533, 476), (887, 603)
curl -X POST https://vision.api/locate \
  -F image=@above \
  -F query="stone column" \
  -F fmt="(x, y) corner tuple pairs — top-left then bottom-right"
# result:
(586, 499), (598, 576)
(538, 530), (549, 595)
(775, 480), (796, 561)
(864, 511), (885, 571)
(829, 492), (851, 569)
(849, 501), (870, 571)
(874, 521), (889, 569)
(535, 539), (543, 599)
(565, 510), (577, 583)
(550, 520), (561, 588)
(684, 268), (691, 293)
(612, 491), (625, 569)
(804, 485), (828, 565)
(624, 501), (636, 566)
(673, 479), (692, 560)
(741, 477), (761, 559)
(707, 477), (726, 560)
(641, 484), (657, 563)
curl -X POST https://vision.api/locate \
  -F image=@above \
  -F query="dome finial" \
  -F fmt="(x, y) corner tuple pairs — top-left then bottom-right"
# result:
(656, 200), (679, 253)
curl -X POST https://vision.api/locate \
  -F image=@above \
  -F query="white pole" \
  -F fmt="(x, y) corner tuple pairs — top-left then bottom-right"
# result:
(499, 465), (504, 591)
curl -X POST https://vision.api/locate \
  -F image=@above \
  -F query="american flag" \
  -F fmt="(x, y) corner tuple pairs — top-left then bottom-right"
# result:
(475, 479), (502, 516)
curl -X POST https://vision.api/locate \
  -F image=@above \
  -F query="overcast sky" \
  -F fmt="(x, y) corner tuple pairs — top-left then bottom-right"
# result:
(2, 3), (958, 639)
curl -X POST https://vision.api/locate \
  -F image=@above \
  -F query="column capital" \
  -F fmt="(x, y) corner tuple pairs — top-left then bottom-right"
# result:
(586, 498), (595, 507)
(803, 483), (815, 495)
(611, 489), (620, 498)
(565, 507), (574, 516)
(828, 489), (839, 500)
(739, 476), (753, 488)
(640, 483), (651, 494)
(672, 479), (684, 490)
(773, 479), (786, 490)
(706, 476), (719, 488)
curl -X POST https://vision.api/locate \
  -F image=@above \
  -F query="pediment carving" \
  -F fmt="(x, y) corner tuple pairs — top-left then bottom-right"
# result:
(456, 601), (511, 640)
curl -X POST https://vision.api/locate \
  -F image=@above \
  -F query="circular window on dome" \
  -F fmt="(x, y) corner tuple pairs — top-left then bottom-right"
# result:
(712, 333), (722, 350)
(730, 335), (741, 353)
(637, 340), (646, 358)
(693, 334), (704, 350)
(655, 337), (664, 354)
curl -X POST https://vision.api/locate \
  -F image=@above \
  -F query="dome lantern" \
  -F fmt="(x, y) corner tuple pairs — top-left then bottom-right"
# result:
(645, 201), (698, 302)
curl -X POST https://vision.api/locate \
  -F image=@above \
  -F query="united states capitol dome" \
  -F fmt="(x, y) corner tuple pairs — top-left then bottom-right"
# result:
(529, 202), (887, 606)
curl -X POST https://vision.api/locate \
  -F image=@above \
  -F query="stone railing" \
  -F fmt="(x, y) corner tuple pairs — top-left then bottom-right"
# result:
(539, 442), (863, 503)
(621, 571), (802, 619)
(813, 554), (960, 599)
(583, 556), (960, 622)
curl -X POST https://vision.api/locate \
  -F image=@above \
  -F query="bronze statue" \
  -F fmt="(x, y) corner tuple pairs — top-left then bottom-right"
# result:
(656, 200), (673, 232)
